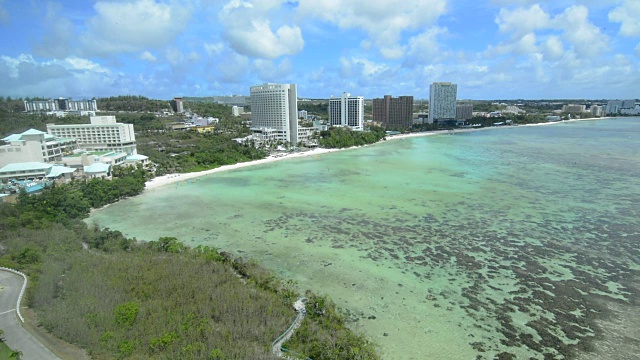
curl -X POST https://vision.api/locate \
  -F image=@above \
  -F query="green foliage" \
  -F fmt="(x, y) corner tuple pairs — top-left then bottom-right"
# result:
(318, 125), (386, 148)
(149, 237), (187, 253)
(137, 130), (266, 175)
(208, 348), (224, 359)
(298, 102), (328, 118)
(96, 95), (170, 113)
(114, 302), (140, 327)
(149, 332), (178, 352)
(117, 339), (136, 358)
(13, 247), (42, 266)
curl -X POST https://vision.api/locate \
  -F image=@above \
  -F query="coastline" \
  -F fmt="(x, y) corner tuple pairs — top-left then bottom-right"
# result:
(144, 116), (612, 190)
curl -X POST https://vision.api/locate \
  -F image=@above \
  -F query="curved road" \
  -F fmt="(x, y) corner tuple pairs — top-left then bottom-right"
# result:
(0, 271), (60, 360)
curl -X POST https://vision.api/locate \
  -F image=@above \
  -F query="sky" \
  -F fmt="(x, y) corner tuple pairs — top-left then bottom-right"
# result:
(0, 0), (639, 100)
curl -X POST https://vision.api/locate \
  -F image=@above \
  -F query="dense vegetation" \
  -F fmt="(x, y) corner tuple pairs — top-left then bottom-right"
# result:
(318, 126), (386, 148)
(298, 102), (328, 118)
(96, 96), (171, 113)
(0, 168), (378, 359)
(136, 121), (265, 175)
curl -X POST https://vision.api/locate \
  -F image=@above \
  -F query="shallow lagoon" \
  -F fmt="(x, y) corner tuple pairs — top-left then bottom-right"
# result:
(89, 118), (640, 359)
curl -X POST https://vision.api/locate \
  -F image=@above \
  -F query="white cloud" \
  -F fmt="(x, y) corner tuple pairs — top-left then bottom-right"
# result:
(220, 0), (304, 59)
(341, 57), (390, 78)
(140, 51), (157, 62)
(297, 0), (448, 59)
(495, 4), (550, 39)
(609, 0), (640, 37)
(204, 42), (224, 56)
(490, 4), (607, 59)
(636, 43), (640, 57)
(225, 19), (303, 58)
(253, 58), (292, 81)
(555, 5), (608, 58)
(83, 0), (193, 55)
(543, 36), (564, 60)
(0, 54), (117, 97)
(214, 52), (250, 83)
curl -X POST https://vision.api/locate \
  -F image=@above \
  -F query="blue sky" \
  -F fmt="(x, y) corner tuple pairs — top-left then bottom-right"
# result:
(0, 0), (639, 100)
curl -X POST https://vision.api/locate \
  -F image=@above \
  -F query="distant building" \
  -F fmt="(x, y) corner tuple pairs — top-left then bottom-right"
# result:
(373, 95), (414, 129)
(329, 92), (364, 130)
(250, 83), (298, 145)
(606, 100), (621, 114)
(604, 100), (634, 114)
(456, 104), (473, 121)
(562, 104), (587, 113)
(24, 98), (98, 113)
(0, 129), (78, 168)
(590, 105), (603, 117)
(232, 106), (244, 117)
(429, 82), (457, 124)
(622, 100), (636, 109)
(620, 105), (640, 115)
(298, 110), (308, 120)
(171, 97), (184, 113)
(46, 116), (137, 155)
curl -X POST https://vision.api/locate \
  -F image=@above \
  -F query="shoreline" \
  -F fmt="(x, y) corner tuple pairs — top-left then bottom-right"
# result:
(144, 116), (613, 190)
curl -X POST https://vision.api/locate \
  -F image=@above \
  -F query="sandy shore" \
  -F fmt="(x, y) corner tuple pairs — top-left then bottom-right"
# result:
(145, 117), (611, 190)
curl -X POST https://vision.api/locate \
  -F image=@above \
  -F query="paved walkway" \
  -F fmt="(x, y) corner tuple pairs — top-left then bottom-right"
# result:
(0, 271), (60, 360)
(272, 298), (307, 358)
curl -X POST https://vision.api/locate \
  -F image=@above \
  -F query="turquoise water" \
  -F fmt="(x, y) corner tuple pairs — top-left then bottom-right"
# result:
(89, 118), (640, 359)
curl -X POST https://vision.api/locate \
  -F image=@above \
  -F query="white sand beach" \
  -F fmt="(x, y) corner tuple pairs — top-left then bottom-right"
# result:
(145, 117), (611, 190)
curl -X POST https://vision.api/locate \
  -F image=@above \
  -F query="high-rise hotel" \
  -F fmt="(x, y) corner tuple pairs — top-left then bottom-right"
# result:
(429, 82), (457, 124)
(329, 92), (364, 131)
(250, 83), (298, 145)
(373, 95), (414, 129)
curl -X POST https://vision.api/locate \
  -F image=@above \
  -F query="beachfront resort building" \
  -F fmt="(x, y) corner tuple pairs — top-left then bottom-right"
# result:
(373, 95), (414, 130)
(429, 82), (457, 124)
(46, 116), (138, 155)
(329, 92), (364, 130)
(0, 129), (78, 168)
(250, 83), (299, 145)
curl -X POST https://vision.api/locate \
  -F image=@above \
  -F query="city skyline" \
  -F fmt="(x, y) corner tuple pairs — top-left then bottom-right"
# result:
(0, 1), (639, 100)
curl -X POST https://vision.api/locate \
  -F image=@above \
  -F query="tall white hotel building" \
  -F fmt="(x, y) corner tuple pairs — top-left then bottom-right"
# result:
(250, 83), (298, 145)
(429, 82), (457, 124)
(329, 92), (364, 131)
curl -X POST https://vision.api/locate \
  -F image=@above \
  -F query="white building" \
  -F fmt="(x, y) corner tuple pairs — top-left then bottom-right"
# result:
(298, 110), (308, 120)
(24, 98), (98, 112)
(590, 105), (603, 117)
(250, 83), (299, 145)
(0, 129), (78, 168)
(46, 116), (137, 155)
(429, 82), (457, 124)
(329, 92), (364, 130)
(232, 106), (245, 117)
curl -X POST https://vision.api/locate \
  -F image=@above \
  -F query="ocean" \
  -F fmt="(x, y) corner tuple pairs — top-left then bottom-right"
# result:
(88, 118), (640, 359)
